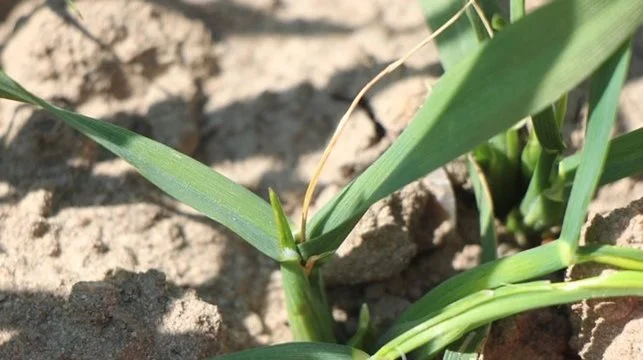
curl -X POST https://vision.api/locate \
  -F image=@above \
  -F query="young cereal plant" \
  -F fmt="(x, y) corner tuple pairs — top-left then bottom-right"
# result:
(1, 0), (643, 359)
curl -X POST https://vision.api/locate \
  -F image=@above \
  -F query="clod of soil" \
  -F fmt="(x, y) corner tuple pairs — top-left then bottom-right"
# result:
(2, 0), (218, 155)
(323, 168), (457, 286)
(567, 196), (643, 360)
(482, 307), (572, 360)
(0, 268), (230, 360)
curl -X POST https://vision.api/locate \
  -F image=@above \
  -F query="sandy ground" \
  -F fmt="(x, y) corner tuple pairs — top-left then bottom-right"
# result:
(0, 0), (641, 359)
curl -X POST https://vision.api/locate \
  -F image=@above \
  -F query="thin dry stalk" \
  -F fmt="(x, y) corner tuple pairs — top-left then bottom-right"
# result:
(471, 0), (494, 38)
(299, 0), (476, 242)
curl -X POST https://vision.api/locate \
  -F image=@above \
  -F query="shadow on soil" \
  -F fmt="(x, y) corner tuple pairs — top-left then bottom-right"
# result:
(0, 11), (440, 358)
(0, 0), (354, 54)
(0, 269), (242, 359)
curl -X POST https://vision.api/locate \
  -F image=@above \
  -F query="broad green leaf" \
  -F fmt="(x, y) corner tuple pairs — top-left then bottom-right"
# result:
(0, 70), (282, 260)
(302, 0), (643, 260)
(375, 271), (643, 359)
(559, 41), (632, 250)
(213, 343), (370, 360)
(559, 127), (643, 185)
(425, 0), (522, 220)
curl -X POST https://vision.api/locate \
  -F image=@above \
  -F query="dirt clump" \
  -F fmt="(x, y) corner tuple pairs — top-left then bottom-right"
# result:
(1, 0), (217, 155)
(482, 307), (572, 360)
(567, 197), (643, 360)
(323, 168), (457, 286)
(0, 268), (230, 360)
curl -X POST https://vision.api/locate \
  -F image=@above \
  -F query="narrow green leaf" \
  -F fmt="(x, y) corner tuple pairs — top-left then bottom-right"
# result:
(269, 189), (299, 259)
(518, 150), (563, 233)
(212, 342), (370, 360)
(347, 304), (375, 350)
(0, 70), (282, 260)
(378, 241), (570, 345)
(577, 244), (643, 271)
(303, 0), (643, 260)
(375, 271), (643, 359)
(468, 157), (498, 262)
(560, 41), (632, 250)
(559, 124), (643, 185)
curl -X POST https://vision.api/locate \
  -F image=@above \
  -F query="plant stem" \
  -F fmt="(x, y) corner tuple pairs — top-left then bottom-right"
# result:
(378, 240), (572, 346)
(270, 190), (336, 342)
(373, 271), (643, 359)
(577, 244), (643, 271)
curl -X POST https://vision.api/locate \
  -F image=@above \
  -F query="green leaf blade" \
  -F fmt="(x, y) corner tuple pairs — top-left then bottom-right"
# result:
(212, 342), (370, 360)
(303, 0), (643, 259)
(0, 70), (282, 260)
(376, 271), (643, 359)
(560, 41), (632, 249)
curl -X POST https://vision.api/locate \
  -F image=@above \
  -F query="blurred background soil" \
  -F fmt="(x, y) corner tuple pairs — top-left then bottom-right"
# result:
(0, 0), (641, 359)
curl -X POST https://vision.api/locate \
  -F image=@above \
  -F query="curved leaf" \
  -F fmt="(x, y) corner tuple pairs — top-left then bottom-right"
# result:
(375, 271), (643, 359)
(0, 70), (282, 260)
(301, 0), (643, 259)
